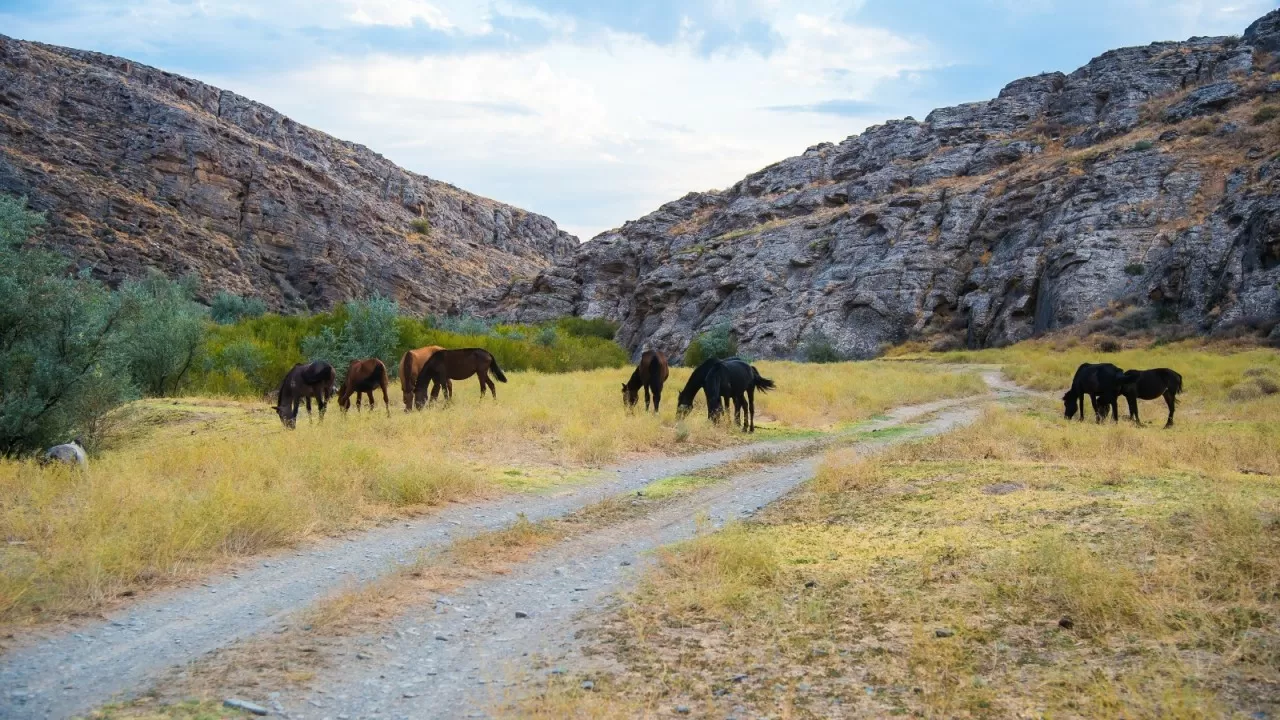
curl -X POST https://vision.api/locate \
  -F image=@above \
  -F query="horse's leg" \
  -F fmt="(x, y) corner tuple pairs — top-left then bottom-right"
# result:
(381, 379), (390, 417)
(653, 386), (661, 414)
(644, 384), (650, 412)
(747, 386), (756, 433)
(356, 392), (363, 413)
(1163, 388), (1175, 428)
(306, 396), (314, 424)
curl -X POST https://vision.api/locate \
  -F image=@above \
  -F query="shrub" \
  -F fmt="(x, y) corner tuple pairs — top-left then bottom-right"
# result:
(684, 323), (737, 367)
(535, 326), (558, 347)
(1098, 339), (1121, 353)
(1124, 263), (1146, 276)
(117, 272), (208, 397)
(555, 316), (619, 341)
(411, 218), (431, 235)
(0, 196), (136, 457)
(1188, 119), (1216, 136)
(300, 296), (401, 381)
(210, 292), (266, 325)
(1129, 140), (1155, 152)
(801, 331), (843, 363)
(1252, 105), (1279, 125)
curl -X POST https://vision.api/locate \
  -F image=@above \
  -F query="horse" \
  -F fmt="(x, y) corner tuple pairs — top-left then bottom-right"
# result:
(338, 358), (390, 416)
(1063, 362), (1124, 423)
(676, 357), (775, 432)
(399, 346), (452, 412)
(274, 361), (336, 428)
(42, 438), (87, 469)
(413, 348), (508, 408)
(622, 350), (669, 413)
(1115, 368), (1183, 427)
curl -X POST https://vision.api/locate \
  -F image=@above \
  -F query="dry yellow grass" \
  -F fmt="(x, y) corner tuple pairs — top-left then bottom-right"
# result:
(516, 344), (1280, 719)
(0, 361), (981, 628)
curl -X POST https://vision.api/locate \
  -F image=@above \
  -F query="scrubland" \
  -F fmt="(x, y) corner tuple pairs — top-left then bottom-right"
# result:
(0, 361), (981, 627)
(518, 342), (1280, 719)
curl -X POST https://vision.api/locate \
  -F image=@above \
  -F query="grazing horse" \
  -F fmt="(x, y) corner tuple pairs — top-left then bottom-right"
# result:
(275, 361), (336, 428)
(676, 357), (776, 432)
(1115, 368), (1183, 427)
(338, 358), (390, 415)
(622, 350), (669, 413)
(1063, 362), (1124, 423)
(399, 346), (452, 411)
(413, 348), (508, 408)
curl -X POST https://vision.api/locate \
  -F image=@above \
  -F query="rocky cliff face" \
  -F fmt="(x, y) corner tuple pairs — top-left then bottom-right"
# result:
(0, 36), (577, 313)
(489, 11), (1280, 359)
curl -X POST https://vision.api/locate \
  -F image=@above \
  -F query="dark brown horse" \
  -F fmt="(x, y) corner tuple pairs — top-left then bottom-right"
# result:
(676, 357), (775, 432)
(1115, 368), (1183, 427)
(399, 345), (452, 411)
(338, 358), (390, 415)
(413, 348), (508, 408)
(274, 361), (336, 429)
(622, 350), (669, 413)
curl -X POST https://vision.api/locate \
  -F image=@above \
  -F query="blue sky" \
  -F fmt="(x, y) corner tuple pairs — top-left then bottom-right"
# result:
(1, 0), (1274, 240)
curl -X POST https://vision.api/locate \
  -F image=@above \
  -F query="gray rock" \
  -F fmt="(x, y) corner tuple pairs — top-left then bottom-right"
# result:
(514, 611), (528, 619)
(981, 482), (1023, 495)
(675, 706), (691, 714)
(934, 628), (955, 638)
(580, 680), (594, 690)
(0, 34), (576, 314)
(484, 12), (1280, 358)
(42, 441), (87, 469)
(223, 698), (270, 716)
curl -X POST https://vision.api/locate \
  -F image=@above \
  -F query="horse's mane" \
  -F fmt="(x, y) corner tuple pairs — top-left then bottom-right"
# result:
(679, 358), (721, 399)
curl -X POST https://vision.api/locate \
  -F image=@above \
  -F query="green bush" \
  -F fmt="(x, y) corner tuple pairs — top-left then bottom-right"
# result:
(1129, 140), (1155, 152)
(684, 323), (737, 367)
(411, 218), (431, 235)
(427, 314), (494, 335)
(555, 316), (619, 340)
(300, 296), (401, 381)
(801, 331), (843, 363)
(1252, 105), (1279, 125)
(1124, 263), (1146, 276)
(210, 292), (266, 324)
(0, 196), (136, 456)
(117, 272), (207, 397)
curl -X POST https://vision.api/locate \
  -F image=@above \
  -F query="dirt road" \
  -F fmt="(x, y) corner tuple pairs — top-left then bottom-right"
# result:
(0, 373), (1015, 719)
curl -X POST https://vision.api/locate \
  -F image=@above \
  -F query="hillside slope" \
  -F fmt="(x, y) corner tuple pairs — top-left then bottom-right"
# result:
(0, 35), (577, 313)
(488, 11), (1280, 359)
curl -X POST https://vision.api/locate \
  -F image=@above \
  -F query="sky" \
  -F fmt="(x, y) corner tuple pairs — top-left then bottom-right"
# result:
(0, 1), (1275, 240)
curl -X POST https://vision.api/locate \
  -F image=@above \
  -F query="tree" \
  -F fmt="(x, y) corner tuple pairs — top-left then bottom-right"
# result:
(0, 196), (135, 456)
(683, 323), (737, 367)
(117, 272), (208, 397)
(210, 291), (266, 325)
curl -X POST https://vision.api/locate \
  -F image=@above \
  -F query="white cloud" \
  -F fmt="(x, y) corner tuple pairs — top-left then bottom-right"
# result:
(210, 7), (932, 239)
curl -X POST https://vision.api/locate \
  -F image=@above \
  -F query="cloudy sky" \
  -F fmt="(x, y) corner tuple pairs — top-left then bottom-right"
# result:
(1, 1), (1274, 239)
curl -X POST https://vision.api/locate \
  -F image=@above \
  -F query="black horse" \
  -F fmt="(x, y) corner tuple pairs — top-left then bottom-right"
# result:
(676, 357), (775, 432)
(275, 361), (336, 429)
(1063, 362), (1125, 423)
(1115, 368), (1183, 427)
(622, 350), (669, 413)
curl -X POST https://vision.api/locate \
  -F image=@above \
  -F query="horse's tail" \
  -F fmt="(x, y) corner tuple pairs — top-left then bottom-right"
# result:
(400, 351), (414, 387)
(489, 353), (509, 383)
(753, 367), (776, 393)
(1170, 370), (1183, 396)
(647, 352), (664, 387)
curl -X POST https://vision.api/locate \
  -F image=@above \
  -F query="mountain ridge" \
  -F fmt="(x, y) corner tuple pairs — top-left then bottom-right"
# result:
(486, 10), (1280, 359)
(0, 34), (577, 313)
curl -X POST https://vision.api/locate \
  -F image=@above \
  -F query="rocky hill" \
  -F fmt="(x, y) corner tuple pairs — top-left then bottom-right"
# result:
(0, 35), (577, 313)
(488, 11), (1280, 359)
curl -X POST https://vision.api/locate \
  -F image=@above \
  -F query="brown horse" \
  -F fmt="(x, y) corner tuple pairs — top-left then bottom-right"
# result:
(622, 350), (669, 413)
(274, 361), (336, 429)
(338, 358), (390, 415)
(413, 348), (508, 408)
(399, 346), (452, 411)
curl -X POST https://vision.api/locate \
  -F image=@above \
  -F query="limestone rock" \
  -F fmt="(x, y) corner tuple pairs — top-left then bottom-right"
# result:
(484, 10), (1280, 361)
(0, 35), (576, 313)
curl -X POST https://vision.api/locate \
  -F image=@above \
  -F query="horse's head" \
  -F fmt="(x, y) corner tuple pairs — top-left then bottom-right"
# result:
(274, 403), (297, 429)
(1062, 391), (1078, 420)
(675, 387), (697, 418)
(622, 383), (638, 408)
